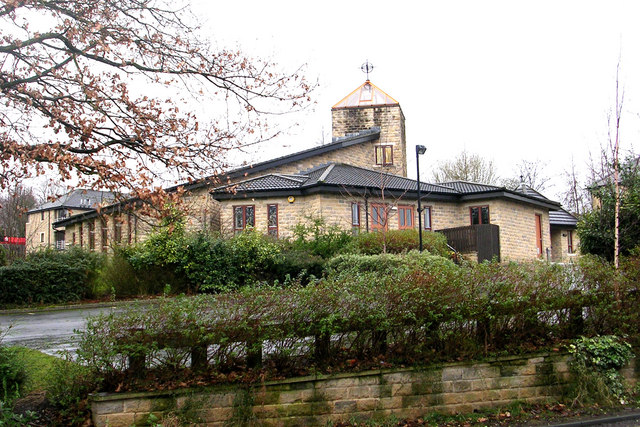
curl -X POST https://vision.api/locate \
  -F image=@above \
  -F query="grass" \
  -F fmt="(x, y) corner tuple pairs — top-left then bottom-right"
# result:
(10, 346), (58, 395)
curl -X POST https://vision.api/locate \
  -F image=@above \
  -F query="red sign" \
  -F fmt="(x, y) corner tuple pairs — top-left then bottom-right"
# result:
(0, 236), (26, 245)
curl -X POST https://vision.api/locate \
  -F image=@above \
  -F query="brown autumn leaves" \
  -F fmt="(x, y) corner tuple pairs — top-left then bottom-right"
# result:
(0, 0), (312, 213)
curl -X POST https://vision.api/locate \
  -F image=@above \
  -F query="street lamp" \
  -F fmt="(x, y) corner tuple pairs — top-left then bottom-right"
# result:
(416, 145), (427, 252)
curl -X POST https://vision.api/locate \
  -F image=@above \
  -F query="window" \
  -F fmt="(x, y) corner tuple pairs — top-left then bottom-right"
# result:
(39, 232), (44, 243)
(72, 232), (76, 245)
(360, 82), (373, 101)
(88, 221), (95, 250)
(234, 205), (255, 233)
(470, 206), (490, 225)
(371, 204), (387, 230)
(423, 206), (432, 230)
(567, 230), (574, 254)
(101, 217), (108, 252)
(114, 219), (122, 243)
(267, 204), (278, 237)
(55, 209), (67, 219)
(79, 224), (84, 247)
(375, 145), (393, 166)
(398, 205), (414, 229)
(351, 203), (361, 232)
(41, 211), (44, 220)
(127, 214), (133, 244)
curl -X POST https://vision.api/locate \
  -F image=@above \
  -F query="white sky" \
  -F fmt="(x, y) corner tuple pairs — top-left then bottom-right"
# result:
(190, 0), (640, 201)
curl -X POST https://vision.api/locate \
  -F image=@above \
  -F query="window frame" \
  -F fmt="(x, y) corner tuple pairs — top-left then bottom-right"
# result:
(375, 145), (394, 166)
(267, 204), (278, 238)
(469, 205), (490, 225)
(567, 230), (574, 254)
(423, 206), (432, 230)
(351, 203), (361, 227)
(100, 217), (108, 252)
(233, 205), (255, 233)
(113, 218), (122, 243)
(39, 232), (44, 243)
(397, 205), (415, 229)
(371, 203), (388, 230)
(88, 221), (96, 251)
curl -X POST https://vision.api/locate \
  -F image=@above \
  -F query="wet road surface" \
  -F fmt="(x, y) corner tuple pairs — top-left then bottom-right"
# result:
(0, 305), (123, 357)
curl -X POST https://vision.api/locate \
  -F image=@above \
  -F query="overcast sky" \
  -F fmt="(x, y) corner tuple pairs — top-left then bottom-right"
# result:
(192, 0), (640, 201)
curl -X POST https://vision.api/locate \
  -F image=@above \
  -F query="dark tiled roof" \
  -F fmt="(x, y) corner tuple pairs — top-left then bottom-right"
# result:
(438, 181), (504, 194)
(212, 163), (460, 196)
(171, 128), (381, 192)
(28, 189), (115, 214)
(214, 167), (563, 211)
(549, 209), (578, 227)
(515, 184), (557, 204)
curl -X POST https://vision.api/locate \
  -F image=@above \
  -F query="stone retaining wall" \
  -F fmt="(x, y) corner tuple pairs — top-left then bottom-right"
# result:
(91, 352), (638, 427)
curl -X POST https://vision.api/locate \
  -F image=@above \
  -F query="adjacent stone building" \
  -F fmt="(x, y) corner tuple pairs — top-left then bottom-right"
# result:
(25, 189), (114, 252)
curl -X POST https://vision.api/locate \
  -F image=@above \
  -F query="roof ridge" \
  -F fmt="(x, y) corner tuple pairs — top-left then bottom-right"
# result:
(317, 163), (335, 182)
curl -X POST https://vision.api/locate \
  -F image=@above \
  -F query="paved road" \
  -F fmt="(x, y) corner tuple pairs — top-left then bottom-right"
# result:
(0, 305), (122, 356)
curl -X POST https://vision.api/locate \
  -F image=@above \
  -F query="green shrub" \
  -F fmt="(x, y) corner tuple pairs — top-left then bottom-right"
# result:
(568, 335), (634, 406)
(73, 255), (640, 393)
(46, 353), (99, 424)
(291, 215), (352, 258)
(347, 229), (449, 257)
(125, 227), (284, 294)
(323, 251), (456, 281)
(0, 339), (26, 402)
(0, 247), (105, 306)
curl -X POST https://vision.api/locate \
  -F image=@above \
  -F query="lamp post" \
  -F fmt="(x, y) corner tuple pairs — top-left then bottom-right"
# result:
(416, 145), (427, 252)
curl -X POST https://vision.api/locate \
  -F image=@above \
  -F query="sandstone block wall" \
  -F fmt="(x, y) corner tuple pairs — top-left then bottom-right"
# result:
(332, 105), (406, 177)
(551, 228), (580, 263)
(488, 200), (551, 262)
(91, 352), (638, 427)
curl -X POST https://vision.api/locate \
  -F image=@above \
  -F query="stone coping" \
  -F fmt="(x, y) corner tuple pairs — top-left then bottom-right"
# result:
(90, 350), (567, 403)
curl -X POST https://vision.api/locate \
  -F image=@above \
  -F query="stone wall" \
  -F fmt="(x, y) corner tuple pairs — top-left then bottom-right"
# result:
(487, 199), (552, 262)
(332, 105), (406, 177)
(90, 352), (639, 427)
(551, 228), (580, 263)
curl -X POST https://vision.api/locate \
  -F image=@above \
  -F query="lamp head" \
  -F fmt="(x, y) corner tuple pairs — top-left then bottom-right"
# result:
(416, 145), (427, 155)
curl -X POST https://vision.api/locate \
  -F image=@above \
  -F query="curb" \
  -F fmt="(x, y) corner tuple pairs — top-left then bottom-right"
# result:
(0, 298), (160, 315)
(544, 411), (640, 426)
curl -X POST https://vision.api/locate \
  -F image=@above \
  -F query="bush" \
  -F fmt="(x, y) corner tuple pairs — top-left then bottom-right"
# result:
(347, 229), (450, 257)
(0, 339), (26, 403)
(0, 247), (105, 307)
(125, 227), (284, 294)
(46, 353), (99, 424)
(291, 215), (352, 259)
(568, 335), (633, 406)
(324, 251), (456, 281)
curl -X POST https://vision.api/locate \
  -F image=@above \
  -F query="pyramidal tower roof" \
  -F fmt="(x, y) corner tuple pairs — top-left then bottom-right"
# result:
(332, 80), (399, 109)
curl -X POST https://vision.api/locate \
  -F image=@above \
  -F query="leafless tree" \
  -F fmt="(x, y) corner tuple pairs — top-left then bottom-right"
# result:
(432, 150), (499, 185)
(0, 185), (37, 238)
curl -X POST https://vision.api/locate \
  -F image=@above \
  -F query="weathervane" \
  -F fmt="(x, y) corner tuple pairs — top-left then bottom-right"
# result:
(361, 60), (374, 81)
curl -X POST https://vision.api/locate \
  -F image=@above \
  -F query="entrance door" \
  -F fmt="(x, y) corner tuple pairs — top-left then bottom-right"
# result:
(535, 214), (543, 257)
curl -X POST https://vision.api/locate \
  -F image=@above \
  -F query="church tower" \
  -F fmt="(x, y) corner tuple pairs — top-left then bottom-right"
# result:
(331, 80), (407, 177)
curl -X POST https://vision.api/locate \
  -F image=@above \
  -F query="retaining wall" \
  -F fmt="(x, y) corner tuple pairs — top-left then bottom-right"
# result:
(91, 352), (638, 427)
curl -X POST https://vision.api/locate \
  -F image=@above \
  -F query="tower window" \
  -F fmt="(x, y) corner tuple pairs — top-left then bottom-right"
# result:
(375, 145), (393, 166)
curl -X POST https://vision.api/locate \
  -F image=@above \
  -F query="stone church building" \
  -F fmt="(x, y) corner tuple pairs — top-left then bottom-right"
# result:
(51, 80), (578, 262)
